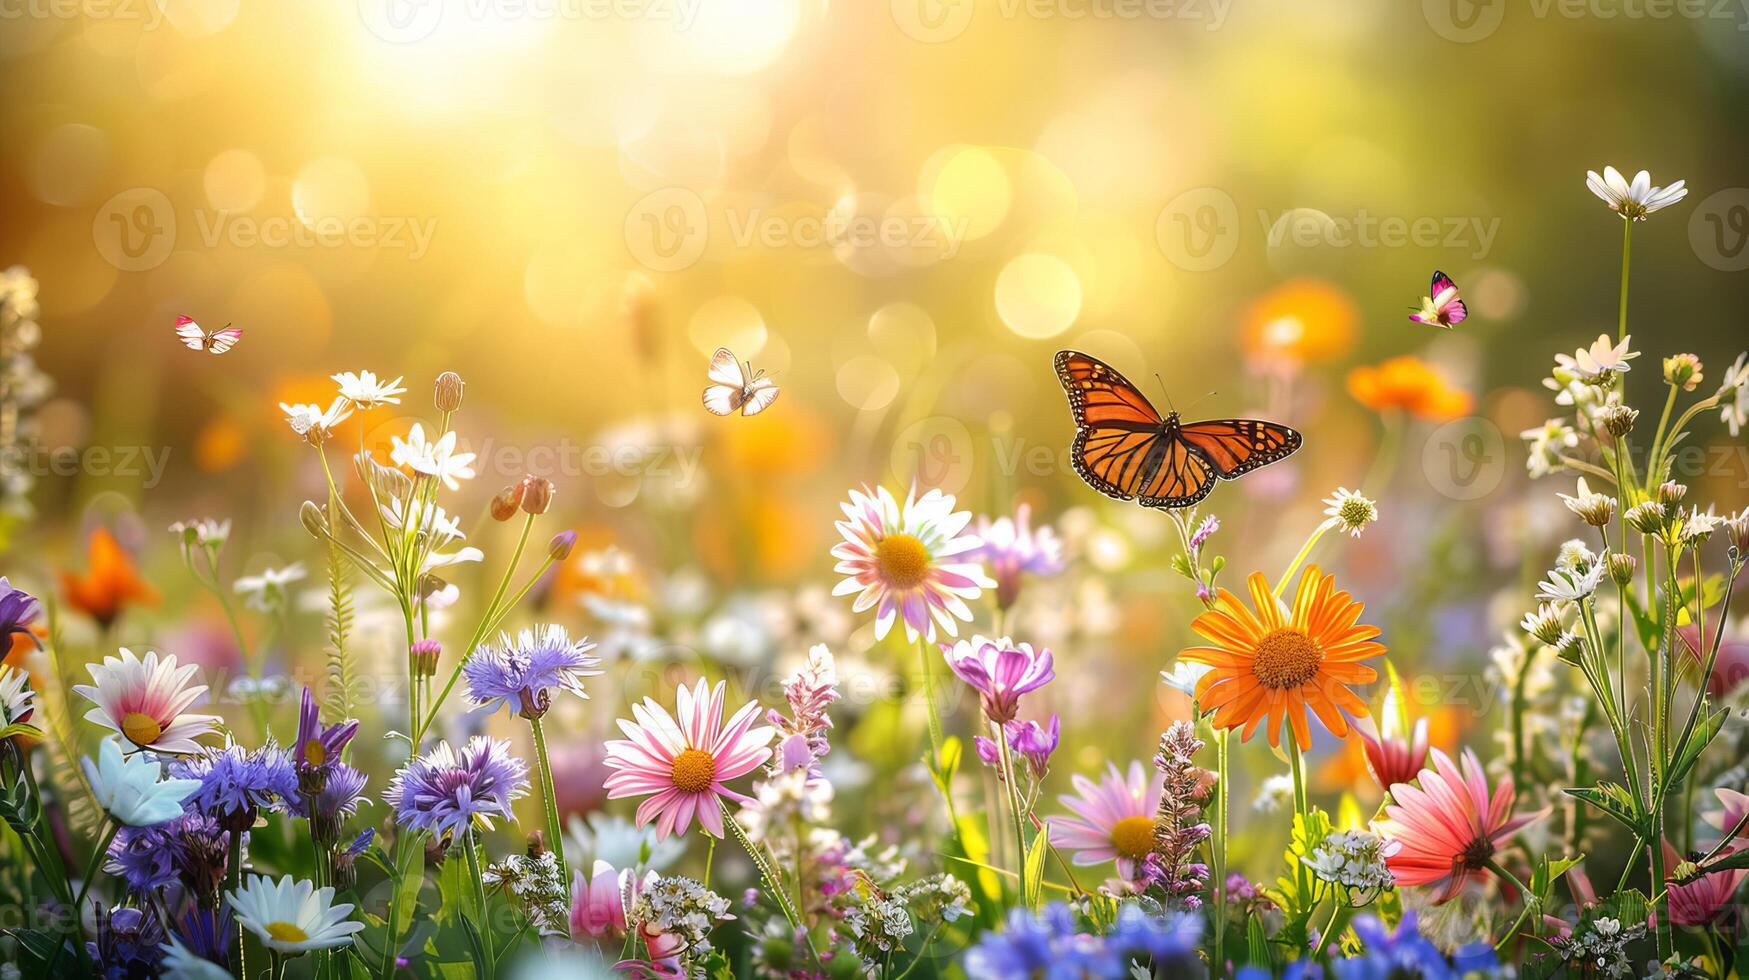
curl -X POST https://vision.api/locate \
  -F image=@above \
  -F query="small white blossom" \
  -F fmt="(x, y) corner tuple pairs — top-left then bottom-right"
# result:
(1586, 166), (1688, 220)
(332, 370), (406, 410)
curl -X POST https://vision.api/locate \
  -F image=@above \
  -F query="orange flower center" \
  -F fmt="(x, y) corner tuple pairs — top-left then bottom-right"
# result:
(671, 748), (717, 794)
(304, 739), (327, 767)
(121, 711), (163, 745)
(1109, 815), (1157, 860)
(873, 533), (931, 589)
(1251, 628), (1323, 689)
(266, 921), (309, 943)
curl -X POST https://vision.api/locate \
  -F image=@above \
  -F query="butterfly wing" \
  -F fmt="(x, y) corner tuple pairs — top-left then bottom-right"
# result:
(740, 378), (779, 416)
(206, 327), (242, 354)
(707, 348), (747, 387)
(1430, 270), (1467, 327)
(175, 316), (208, 351)
(703, 385), (744, 415)
(1175, 419), (1303, 477)
(1054, 350), (1172, 502)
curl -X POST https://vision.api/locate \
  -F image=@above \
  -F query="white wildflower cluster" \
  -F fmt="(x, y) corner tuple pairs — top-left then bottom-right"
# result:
(1550, 915), (1644, 978)
(482, 851), (568, 935)
(631, 875), (733, 956)
(1305, 829), (1396, 899)
(843, 894), (914, 953)
(895, 872), (972, 923)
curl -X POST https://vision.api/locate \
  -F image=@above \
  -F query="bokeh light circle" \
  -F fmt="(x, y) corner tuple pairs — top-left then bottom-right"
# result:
(995, 253), (1082, 339)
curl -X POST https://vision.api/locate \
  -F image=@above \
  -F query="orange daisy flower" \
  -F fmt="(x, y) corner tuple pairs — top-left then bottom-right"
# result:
(58, 527), (157, 629)
(1346, 355), (1473, 422)
(1179, 566), (1383, 751)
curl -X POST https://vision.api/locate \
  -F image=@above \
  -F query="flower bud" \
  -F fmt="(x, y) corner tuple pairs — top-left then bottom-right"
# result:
(1599, 403), (1638, 438)
(491, 484), (524, 521)
(1625, 501), (1665, 535)
(300, 501), (328, 538)
(548, 529), (577, 562)
(520, 476), (553, 515)
(1658, 481), (1689, 507)
(433, 371), (465, 412)
(1727, 509), (1749, 557)
(1609, 552), (1637, 587)
(1663, 353), (1703, 392)
(331, 848), (358, 891)
(411, 638), (441, 677)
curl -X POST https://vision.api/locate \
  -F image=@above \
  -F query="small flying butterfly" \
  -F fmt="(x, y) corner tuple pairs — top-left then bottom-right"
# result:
(1408, 271), (1467, 329)
(176, 315), (243, 354)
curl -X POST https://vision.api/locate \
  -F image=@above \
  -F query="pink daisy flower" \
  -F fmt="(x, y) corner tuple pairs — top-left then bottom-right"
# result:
(1374, 747), (1547, 904)
(1663, 840), (1747, 928)
(73, 648), (221, 754)
(569, 859), (653, 939)
(1353, 715), (1429, 793)
(1047, 761), (1164, 881)
(602, 679), (774, 841)
(830, 485), (993, 643)
(1704, 787), (1749, 839)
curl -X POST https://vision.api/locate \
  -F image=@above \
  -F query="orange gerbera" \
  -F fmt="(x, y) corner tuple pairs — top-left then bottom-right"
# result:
(1346, 355), (1473, 421)
(58, 527), (157, 629)
(1179, 566), (1383, 751)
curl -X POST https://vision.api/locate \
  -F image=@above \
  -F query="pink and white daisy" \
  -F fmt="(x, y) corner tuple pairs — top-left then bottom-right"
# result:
(1374, 747), (1547, 903)
(73, 648), (221, 754)
(830, 485), (993, 642)
(602, 679), (775, 841)
(1047, 761), (1164, 881)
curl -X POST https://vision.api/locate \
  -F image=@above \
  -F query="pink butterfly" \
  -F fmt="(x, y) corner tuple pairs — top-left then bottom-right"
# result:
(1408, 271), (1467, 329)
(702, 347), (779, 417)
(176, 315), (242, 354)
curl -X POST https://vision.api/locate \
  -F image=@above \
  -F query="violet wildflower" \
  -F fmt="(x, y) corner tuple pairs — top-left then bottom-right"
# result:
(464, 624), (601, 719)
(972, 503), (1064, 610)
(941, 635), (1054, 724)
(1151, 722), (1213, 910)
(1008, 714), (1060, 779)
(88, 905), (166, 979)
(106, 819), (182, 892)
(170, 741), (300, 833)
(766, 644), (840, 780)
(291, 762), (370, 844)
(385, 736), (529, 841)
(1189, 515), (1219, 550)
(0, 576), (41, 648)
(293, 686), (358, 793)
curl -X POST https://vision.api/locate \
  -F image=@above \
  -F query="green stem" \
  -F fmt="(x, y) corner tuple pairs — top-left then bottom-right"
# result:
(723, 800), (820, 966)
(464, 828), (496, 977)
(1276, 521), (1333, 596)
(917, 639), (944, 765)
(1617, 218), (1632, 342)
(994, 720), (1030, 904)
(527, 715), (569, 905)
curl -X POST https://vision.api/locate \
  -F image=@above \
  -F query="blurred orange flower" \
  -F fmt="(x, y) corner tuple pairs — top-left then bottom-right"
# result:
(1346, 355), (1473, 421)
(58, 527), (157, 629)
(1239, 279), (1358, 372)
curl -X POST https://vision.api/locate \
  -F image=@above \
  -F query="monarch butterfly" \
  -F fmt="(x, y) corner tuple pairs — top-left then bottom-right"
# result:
(1053, 350), (1302, 508)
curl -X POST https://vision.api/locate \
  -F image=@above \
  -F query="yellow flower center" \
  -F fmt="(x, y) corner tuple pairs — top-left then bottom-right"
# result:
(1251, 628), (1323, 689)
(121, 711), (162, 746)
(1110, 815), (1157, 861)
(873, 533), (931, 590)
(670, 748), (717, 794)
(304, 739), (327, 766)
(266, 921), (309, 943)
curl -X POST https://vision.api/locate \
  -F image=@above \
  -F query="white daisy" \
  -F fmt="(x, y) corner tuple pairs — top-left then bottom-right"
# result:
(1520, 419), (1579, 479)
(829, 485), (993, 642)
(73, 648), (222, 754)
(0, 664), (34, 725)
(389, 423), (477, 491)
(1586, 166), (1688, 220)
(1717, 352), (1749, 437)
(1321, 487), (1379, 538)
(1555, 334), (1639, 381)
(81, 737), (201, 826)
(1159, 660), (1212, 696)
(168, 518), (231, 550)
(227, 874), (365, 955)
(332, 370), (406, 410)
(280, 398), (354, 443)
(1536, 562), (1606, 603)
(234, 563), (308, 612)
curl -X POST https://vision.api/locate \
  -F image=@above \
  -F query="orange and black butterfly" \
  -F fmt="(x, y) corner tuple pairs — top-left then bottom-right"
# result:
(1053, 350), (1302, 508)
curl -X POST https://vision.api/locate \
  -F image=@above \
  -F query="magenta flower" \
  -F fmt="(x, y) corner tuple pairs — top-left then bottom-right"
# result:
(602, 679), (774, 840)
(569, 859), (651, 939)
(1664, 841), (1747, 927)
(1047, 761), (1164, 881)
(942, 635), (1054, 724)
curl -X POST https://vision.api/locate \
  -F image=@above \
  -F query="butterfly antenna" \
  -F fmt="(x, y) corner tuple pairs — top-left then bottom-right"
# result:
(1185, 390), (1219, 414)
(1154, 374), (1177, 413)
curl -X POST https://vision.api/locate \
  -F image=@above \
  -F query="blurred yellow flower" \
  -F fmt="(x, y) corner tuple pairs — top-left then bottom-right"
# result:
(1239, 279), (1357, 371)
(1346, 355), (1473, 421)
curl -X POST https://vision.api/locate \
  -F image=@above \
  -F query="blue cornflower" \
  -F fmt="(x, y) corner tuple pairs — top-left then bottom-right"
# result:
(88, 905), (165, 980)
(1100, 904), (1201, 974)
(293, 685), (359, 784)
(290, 761), (370, 844)
(963, 904), (1104, 979)
(463, 624), (601, 719)
(106, 820), (181, 892)
(385, 735), (529, 841)
(170, 741), (299, 832)
(1331, 911), (1502, 979)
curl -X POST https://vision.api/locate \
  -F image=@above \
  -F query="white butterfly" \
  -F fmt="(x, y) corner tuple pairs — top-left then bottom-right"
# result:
(702, 347), (779, 417)
(176, 315), (243, 354)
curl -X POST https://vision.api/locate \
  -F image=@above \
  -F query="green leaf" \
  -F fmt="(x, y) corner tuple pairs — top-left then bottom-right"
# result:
(1022, 827), (1049, 908)
(1564, 782), (1647, 836)
(458, 915), (489, 977)
(1245, 916), (1271, 969)
(1668, 707), (1727, 787)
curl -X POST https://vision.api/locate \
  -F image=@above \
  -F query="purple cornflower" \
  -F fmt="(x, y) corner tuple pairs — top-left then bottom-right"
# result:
(975, 715), (1060, 781)
(106, 820), (181, 892)
(463, 624), (601, 719)
(766, 644), (840, 779)
(971, 504), (1064, 610)
(88, 905), (165, 979)
(291, 762), (370, 844)
(170, 741), (299, 833)
(0, 577), (41, 647)
(385, 735), (529, 841)
(168, 906), (232, 968)
(294, 686), (359, 789)
(941, 635), (1054, 724)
